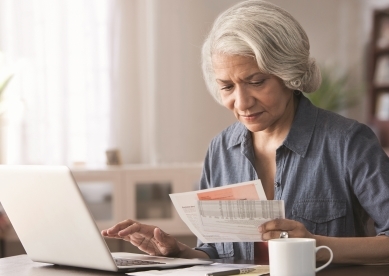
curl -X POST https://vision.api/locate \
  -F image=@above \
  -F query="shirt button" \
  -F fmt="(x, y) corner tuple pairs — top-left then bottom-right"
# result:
(274, 182), (280, 188)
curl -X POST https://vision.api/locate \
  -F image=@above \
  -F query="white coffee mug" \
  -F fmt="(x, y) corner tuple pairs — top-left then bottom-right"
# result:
(269, 238), (333, 276)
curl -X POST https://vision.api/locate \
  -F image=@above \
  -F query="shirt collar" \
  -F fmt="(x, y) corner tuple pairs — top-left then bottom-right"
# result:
(226, 95), (318, 157)
(283, 95), (317, 157)
(226, 122), (250, 150)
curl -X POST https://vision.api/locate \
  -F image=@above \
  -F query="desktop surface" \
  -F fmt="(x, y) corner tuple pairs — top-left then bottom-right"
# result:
(1, 254), (389, 276)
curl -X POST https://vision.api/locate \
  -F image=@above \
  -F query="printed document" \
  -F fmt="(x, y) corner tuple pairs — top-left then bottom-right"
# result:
(127, 264), (269, 276)
(169, 180), (285, 243)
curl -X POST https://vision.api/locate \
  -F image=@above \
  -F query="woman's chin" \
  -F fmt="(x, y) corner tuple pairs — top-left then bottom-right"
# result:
(243, 123), (267, 133)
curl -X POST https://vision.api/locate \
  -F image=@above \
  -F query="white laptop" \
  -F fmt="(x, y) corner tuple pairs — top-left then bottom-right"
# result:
(0, 165), (212, 272)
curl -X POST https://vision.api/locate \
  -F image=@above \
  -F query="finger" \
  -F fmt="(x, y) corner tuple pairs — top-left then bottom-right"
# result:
(154, 228), (170, 245)
(118, 222), (155, 238)
(101, 229), (124, 239)
(101, 229), (120, 238)
(261, 230), (290, 241)
(154, 228), (163, 243)
(154, 228), (179, 256)
(260, 218), (296, 232)
(118, 222), (141, 237)
(103, 230), (120, 238)
(106, 219), (137, 235)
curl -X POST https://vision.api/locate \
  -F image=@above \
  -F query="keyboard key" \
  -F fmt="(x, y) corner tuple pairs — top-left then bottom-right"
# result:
(114, 258), (165, 266)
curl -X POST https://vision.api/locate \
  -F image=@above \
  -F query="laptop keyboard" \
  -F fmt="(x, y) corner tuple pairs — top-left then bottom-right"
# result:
(114, 258), (165, 266)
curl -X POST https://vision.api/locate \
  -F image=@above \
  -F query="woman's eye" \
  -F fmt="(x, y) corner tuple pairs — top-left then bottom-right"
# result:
(221, 85), (234, 91)
(249, 80), (265, 86)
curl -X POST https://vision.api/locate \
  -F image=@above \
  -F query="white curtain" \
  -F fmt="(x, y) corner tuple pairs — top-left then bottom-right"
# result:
(0, 0), (113, 165)
(0, 0), (240, 166)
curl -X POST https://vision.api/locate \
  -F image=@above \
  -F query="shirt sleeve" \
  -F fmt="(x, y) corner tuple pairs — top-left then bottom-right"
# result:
(194, 243), (219, 259)
(193, 143), (221, 258)
(344, 122), (389, 237)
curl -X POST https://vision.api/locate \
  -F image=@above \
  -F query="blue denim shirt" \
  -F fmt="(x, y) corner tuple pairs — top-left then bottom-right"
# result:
(195, 95), (389, 260)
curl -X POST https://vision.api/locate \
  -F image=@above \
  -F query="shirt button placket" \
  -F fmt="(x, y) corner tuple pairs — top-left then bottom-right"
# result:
(274, 181), (281, 199)
(274, 145), (285, 200)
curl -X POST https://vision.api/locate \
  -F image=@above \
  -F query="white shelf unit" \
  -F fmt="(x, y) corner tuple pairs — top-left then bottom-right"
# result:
(71, 163), (203, 236)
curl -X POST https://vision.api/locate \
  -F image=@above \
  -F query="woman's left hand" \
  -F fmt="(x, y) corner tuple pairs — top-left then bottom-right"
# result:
(259, 218), (314, 240)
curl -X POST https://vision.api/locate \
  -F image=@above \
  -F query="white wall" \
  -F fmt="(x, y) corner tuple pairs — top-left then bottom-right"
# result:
(112, 0), (388, 164)
(111, 0), (241, 164)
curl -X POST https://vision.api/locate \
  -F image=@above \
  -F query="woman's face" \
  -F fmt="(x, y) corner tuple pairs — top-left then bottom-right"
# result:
(212, 54), (296, 134)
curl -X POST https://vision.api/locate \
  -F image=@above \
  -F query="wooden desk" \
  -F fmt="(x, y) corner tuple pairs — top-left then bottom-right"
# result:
(1, 255), (389, 276)
(0, 255), (121, 276)
(216, 258), (389, 276)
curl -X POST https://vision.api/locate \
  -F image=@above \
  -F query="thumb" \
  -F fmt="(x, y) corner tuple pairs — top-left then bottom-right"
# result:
(154, 227), (181, 257)
(154, 228), (167, 243)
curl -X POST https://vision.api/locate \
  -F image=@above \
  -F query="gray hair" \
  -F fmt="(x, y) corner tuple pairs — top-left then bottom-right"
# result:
(202, 0), (321, 104)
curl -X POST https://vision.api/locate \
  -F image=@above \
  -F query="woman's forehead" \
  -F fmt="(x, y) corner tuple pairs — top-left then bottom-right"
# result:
(211, 54), (266, 77)
(212, 53), (255, 63)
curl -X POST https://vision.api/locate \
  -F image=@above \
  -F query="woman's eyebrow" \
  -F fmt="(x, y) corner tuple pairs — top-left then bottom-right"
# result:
(243, 72), (267, 81)
(215, 78), (232, 84)
(216, 72), (266, 83)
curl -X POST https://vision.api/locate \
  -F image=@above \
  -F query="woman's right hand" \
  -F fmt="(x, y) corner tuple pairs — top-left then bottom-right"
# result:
(0, 212), (9, 233)
(101, 219), (181, 257)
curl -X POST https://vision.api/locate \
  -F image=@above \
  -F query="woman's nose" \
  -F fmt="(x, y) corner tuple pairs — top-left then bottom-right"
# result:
(234, 86), (254, 111)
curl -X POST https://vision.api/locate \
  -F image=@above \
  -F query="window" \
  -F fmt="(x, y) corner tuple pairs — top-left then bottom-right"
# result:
(0, 0), (112, 165)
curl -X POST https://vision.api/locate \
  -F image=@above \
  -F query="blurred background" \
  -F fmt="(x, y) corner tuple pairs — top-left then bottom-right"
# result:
(0, 0), (388, 167)
(1, 0), (389, 257)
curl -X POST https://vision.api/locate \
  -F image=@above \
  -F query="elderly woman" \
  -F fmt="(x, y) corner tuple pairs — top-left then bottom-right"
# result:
(102, 0), (389, 264)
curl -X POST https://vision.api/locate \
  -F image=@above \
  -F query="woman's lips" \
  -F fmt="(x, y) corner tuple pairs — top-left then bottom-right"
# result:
(240, 111), (264, 121)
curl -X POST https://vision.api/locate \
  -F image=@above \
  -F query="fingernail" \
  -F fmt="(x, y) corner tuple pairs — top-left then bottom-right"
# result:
(258, 226), (262, 233)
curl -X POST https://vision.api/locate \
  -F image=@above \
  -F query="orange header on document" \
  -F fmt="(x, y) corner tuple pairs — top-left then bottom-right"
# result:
(197, 183), (260, 200)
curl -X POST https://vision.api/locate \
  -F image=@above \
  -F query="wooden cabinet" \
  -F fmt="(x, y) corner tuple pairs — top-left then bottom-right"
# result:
(369, 7), (389, 147)
(70, 164), (203, 236)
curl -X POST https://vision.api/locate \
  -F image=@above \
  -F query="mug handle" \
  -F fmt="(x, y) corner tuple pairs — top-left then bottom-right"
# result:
(315, 246), (333, 272)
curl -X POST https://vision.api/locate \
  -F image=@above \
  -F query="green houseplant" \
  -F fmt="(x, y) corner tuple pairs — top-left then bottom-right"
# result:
(303, 66), (361, 113)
